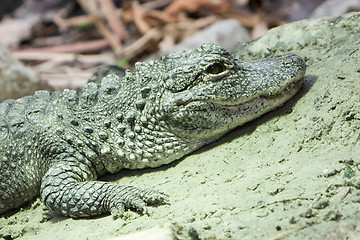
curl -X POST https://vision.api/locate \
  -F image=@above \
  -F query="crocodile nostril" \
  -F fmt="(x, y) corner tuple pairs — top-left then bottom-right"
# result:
(284, 54), (302, 64)
(283, 54), (306, 73)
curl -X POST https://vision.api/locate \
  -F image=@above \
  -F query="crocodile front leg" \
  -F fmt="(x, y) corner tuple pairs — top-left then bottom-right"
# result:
(40, 154), (167, 218)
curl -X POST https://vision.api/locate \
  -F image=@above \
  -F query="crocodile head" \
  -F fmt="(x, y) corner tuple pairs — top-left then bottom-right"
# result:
(156, 43), (306, 142)
(93, 43), (306, 169)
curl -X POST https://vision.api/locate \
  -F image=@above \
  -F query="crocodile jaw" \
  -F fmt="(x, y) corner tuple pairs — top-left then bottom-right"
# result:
(160, 53), (306, 141)
(171, 76), (303, 141)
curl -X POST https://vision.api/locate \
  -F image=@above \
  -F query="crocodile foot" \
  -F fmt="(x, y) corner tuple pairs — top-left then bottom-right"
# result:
(108, 186), (169, 218)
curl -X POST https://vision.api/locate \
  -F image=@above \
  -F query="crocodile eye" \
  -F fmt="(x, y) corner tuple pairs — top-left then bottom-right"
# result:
(206, 62), (227, 75)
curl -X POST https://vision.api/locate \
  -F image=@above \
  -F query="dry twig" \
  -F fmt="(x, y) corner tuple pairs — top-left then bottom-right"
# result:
(98, 0), (128, 41)
(13, 51), (115, 65)
(77, 0), (123, 55)
(142, 0), (173, 10)
(16, 39), (109, 53)
(131, 1), (152, 35)
(120, 28), (160, 59)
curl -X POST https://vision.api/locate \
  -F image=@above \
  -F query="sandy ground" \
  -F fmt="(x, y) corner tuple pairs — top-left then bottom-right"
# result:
(1, 12), (360, 240)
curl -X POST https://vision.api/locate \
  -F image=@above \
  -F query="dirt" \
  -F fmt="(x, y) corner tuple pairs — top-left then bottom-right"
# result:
(1, 12), (360, 240)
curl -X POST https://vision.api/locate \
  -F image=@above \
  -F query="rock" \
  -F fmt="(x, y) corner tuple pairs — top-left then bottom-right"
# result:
(232, 12), (360, 239)
(169, 19), (250, 53)
(107, 223), (175, 240)
(311, 0), (360, 18)
(312, 196), (329, 210)
(0, 43), (53, 102)
(147, 19), (250, 60)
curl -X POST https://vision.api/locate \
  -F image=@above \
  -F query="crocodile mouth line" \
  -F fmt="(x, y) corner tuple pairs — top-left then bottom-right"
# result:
(173, 72), (304, 111)
(213, 76), (304, 108)
(181, 77), (304, 113)
(263, 77), (303, 100)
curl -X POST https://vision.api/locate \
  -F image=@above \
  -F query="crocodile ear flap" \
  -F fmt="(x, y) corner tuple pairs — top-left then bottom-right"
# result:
(163, 69), (199, 93)
(163, 74), (187, 92)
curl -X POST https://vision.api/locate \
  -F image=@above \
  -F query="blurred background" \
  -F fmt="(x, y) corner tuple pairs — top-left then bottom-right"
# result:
(0, 0), (359, 100)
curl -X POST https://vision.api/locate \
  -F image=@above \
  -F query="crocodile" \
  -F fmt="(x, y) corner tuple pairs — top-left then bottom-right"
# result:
(0, 43), (306, 218)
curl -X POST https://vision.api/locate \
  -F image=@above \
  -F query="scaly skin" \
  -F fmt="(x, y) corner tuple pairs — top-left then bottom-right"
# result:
(0, 43), (306, 218)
